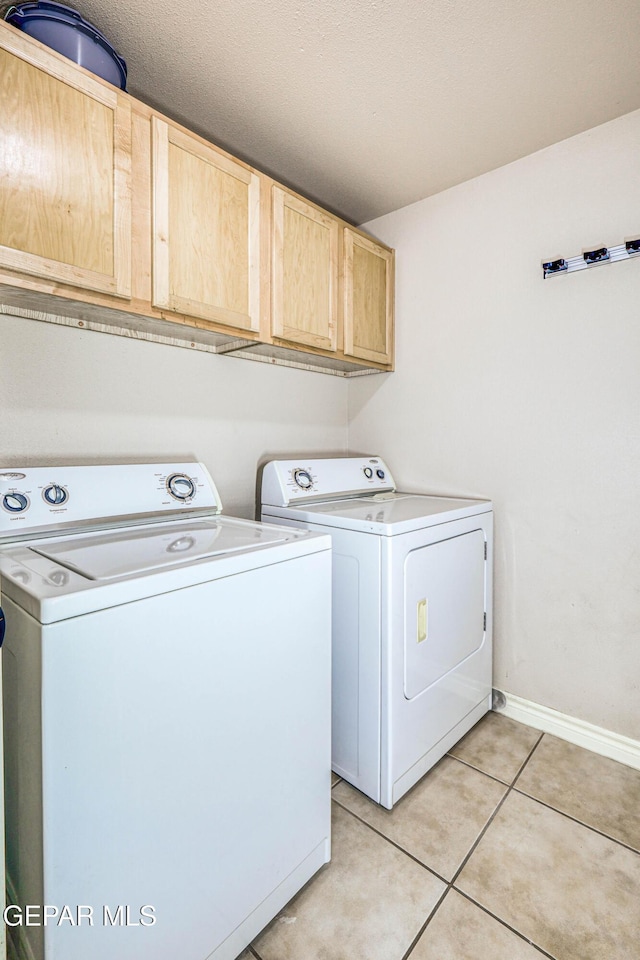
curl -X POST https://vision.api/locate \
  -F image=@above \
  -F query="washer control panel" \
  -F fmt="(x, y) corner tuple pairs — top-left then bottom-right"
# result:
(0, 462), (222, 542)
(262, 457), (396, 506)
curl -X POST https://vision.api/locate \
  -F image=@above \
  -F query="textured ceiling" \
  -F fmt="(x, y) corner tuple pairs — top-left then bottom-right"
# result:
(74, 0), (640, 223)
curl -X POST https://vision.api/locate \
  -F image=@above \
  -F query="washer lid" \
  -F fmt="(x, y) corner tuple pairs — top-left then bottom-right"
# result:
(0, 516), (330, 623)
(268, 492), (492, 535)
(30, 518), (292, 580)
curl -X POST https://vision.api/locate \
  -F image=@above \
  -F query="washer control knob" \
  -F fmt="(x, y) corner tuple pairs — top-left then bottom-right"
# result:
(43, 484), (68, 506)
(363, 467), (373, 479)
(167, 473), (196, 501)
(376, 469), (386, 480)
(48, 569), (69, 587)
(2, 492), (29, 513)
(293, 469), (313, 490)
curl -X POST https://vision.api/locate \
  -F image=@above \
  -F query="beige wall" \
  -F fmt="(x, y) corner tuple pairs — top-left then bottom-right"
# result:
(350, 109), (640, 740)
(3, 109), (639, 741)
(0, 315), (348, 517)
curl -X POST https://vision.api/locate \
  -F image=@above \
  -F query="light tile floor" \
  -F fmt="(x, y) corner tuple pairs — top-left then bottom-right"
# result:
(247, 712), (640, 960)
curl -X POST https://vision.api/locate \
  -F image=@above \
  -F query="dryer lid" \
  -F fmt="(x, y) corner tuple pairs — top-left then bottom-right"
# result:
(30, 518), (291, 580)
(269, 493), (492, 535)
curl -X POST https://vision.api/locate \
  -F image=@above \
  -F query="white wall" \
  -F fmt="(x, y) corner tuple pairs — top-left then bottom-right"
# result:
(349, 109), (640, 740)
(0, 316), (348, 517)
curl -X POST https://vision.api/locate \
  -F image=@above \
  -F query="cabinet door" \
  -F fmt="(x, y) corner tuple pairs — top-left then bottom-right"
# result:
(272, 187), (338, 351)
(0, 28), (131, 297)
(152, 118), (260, 332)
(343, 228), (393, 365)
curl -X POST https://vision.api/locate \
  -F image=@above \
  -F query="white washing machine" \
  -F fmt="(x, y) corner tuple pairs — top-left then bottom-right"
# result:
(0, 462), (332, 960)
(261, 456), (493, 809)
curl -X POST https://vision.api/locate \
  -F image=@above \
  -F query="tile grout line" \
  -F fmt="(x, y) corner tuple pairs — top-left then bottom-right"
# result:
(253, 767), (502, 960)
(398, 886), (450, 960)
(333, 736), (551, 959)
(447, 732), (546, 894)
(257, 728), (640, 958)
(331, 749), (524, 882)
(331, 796), (450, 885)
(256, 731), (597, 960)
(396, 736), (552, 959)
(510, 786), (640, 857)
(452, 888), (558, 960)
(513, 731), (640, 855)
(445, 751), (511, 786)
(511, 730), (546, 789)
(446, 728), (640, 960)
(400, 732), (554, 959)
(447, 786), (512, 887)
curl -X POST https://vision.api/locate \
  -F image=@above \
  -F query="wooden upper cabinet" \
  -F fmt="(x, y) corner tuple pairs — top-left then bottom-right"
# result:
(0, 23), (394, 374)
(151, 118), (260, 332)
(0, 28), (131, 297)
(343, 228), (394, 365)
(272, 186), (339, 352)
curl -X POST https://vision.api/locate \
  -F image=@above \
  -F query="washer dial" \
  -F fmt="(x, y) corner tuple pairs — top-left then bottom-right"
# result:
(166, 473), (196, 501)
(363, 467), (373, 479)
(2, 492), (29, 513)
(293, 469), (313, 490)
(43, 484), (68, 506)
(48, 569), (69, 587)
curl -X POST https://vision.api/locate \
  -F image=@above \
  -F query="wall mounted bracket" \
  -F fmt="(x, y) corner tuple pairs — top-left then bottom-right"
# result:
(543, 238), (640, 279)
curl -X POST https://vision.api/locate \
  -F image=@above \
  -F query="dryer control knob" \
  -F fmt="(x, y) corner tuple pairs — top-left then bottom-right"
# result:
(363, 467), (373, 479)
(167, 473), (196, 501)
(2, 492), (29, 513)
(293, 469), (313, 490)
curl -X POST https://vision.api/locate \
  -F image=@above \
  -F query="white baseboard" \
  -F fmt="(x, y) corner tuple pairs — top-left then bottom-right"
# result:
(494, 691), (640, 771)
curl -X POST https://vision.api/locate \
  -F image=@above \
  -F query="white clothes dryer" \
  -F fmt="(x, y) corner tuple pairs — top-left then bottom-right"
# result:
(261, 456), (493, 809)
(0, 462), (331, 960)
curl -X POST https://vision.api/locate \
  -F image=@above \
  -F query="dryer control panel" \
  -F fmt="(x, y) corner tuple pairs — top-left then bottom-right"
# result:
(262, 457), (396, 506)
(0, 462), (222, 543)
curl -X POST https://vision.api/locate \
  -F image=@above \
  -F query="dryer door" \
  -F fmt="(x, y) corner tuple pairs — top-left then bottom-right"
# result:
(404, 529), (486, 699)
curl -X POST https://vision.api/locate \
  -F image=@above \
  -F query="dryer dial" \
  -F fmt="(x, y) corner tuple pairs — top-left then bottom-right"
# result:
(293, 469), (313, 490)
(166, 473), (196, 501)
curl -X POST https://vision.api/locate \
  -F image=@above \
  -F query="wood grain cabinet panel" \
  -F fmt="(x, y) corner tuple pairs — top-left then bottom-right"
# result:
(0, 23), (394, 375)
(0, 29), (131, 297)
(343, 228), (394, 365)
(152, 118), (260, 332)
(272, 186), (338, 351)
